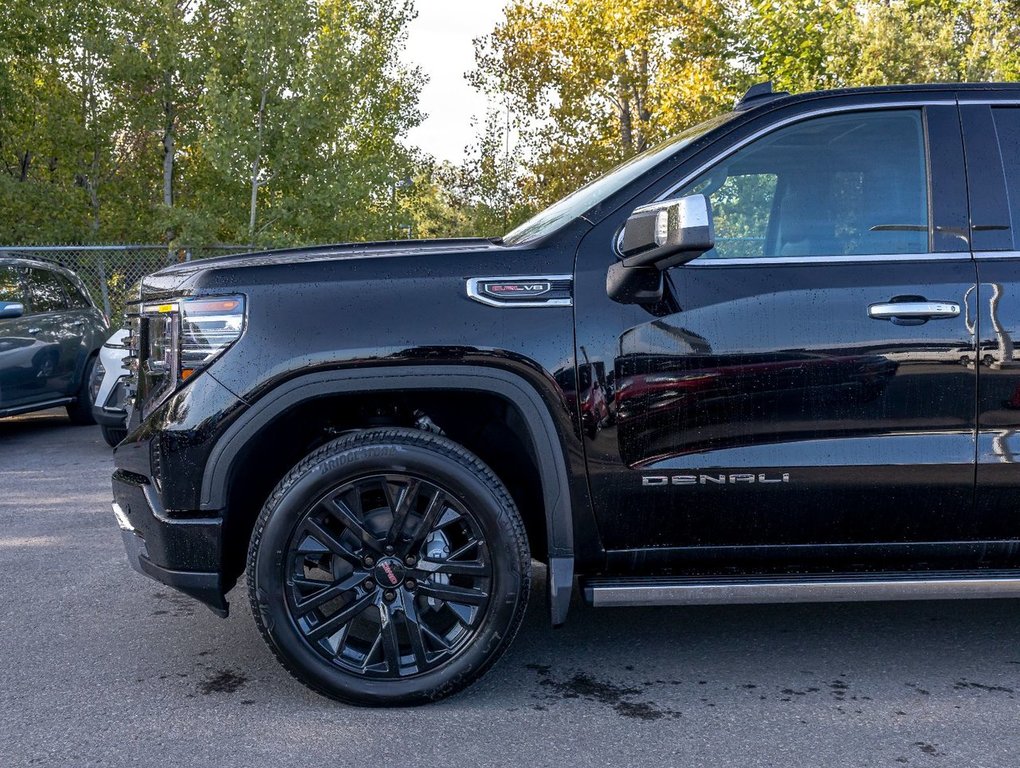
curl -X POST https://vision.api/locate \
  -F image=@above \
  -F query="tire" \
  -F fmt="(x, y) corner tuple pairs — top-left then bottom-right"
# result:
(66, 355), (97, 426)
(101, 424), (127, 447)
(247, 428), (531, 706)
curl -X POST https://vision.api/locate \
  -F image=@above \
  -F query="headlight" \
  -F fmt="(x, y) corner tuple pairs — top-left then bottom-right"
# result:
(179, 297), (245, 380)
(89, 357), (106, 403)
(139, 295), (245, 408)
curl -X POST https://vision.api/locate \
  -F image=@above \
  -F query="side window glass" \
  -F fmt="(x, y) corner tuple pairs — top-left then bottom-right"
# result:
(26, 268), (69, 314)
(0, 266), (23, 304)
(57, 273), (90, 309)
(992, 107), (1020, 247)
(676, 110), (929, 260)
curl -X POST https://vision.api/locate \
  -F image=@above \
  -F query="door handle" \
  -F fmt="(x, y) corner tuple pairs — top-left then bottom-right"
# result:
(27, 327), (42, 334)
(868, 300), (960, 324)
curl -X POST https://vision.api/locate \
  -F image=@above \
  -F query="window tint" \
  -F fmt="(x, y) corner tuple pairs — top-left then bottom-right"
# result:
(0, 266), (23, 303)
(676, 110), (929, 260)
(56, 273), (90, 309)
(26, 268), (69, 313)
(993, 108), (1020, 247)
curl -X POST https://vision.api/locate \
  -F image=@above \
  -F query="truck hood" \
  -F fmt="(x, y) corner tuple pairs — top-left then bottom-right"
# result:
(141, 237), (505, 294)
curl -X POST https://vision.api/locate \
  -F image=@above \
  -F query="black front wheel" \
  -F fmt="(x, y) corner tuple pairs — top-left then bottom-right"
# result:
(65, 355), (97, 426)
(247, 428), (531, 706)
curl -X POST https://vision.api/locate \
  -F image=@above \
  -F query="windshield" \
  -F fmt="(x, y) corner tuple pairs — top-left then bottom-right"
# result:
(502, 111), (740, 245)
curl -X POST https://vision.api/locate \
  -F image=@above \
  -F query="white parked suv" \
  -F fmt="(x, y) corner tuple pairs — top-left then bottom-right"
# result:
(89, 327), (130, 446)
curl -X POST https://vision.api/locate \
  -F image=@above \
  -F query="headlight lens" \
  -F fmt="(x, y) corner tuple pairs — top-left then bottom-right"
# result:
(179, 297), (245, 380)
(138, 295), (245, 409)
(89, 358), (106, 403)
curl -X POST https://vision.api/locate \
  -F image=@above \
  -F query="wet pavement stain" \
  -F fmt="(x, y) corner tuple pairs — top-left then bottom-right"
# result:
(914, 741), (944, 757)
(527, 666), (682, 721)
(151, 591), (196, 618)
(198, 669), (249, 694)
(953, 679), (1014, 694)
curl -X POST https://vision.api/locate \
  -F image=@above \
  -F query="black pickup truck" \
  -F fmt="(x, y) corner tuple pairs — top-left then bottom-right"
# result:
(112, 82), (1020, 706)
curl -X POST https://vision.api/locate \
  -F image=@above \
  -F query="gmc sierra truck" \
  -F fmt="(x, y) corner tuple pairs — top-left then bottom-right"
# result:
(112, 82), (1020, 706)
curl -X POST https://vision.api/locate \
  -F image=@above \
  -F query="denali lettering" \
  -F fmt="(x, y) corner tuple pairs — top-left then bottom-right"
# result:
(642, 473), (791, 487)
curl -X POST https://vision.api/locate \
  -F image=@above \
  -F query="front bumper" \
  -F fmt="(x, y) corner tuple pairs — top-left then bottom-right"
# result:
(112, 470), (228, 616)
(93, 376), (128, 428)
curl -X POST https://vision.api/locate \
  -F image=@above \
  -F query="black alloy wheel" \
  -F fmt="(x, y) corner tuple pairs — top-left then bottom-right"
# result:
(248, 428), (531, 706)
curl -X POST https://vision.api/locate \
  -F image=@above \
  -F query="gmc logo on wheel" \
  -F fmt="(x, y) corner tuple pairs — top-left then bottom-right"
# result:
(380, 561), (400, 585)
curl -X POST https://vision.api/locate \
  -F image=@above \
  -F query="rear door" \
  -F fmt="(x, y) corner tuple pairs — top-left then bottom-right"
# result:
(24, 266), (76, 399)
(0, 265), (38, 409)
(573, 101), (979, 561)
(962, 96), (1020, 539)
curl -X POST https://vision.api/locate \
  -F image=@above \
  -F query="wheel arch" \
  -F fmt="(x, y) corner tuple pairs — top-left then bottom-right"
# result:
(202, 365), (576, 625)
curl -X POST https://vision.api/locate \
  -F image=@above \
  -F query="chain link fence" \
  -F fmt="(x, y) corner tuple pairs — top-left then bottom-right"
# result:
(0, 244), (249, 322)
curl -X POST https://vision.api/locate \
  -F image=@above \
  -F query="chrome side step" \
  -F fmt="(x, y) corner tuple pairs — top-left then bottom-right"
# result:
(584, 571), (1020, 608)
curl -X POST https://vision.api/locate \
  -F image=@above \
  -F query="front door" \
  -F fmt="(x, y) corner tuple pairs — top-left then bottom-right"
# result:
(574, 104), (978, 560)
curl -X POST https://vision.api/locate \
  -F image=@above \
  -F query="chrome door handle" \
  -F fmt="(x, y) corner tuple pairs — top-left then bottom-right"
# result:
(868, 301), (961, 321)
(27, 327), (42, 334)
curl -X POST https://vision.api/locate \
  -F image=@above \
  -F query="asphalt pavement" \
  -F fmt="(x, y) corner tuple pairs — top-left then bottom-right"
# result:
(2, 409), (1020, 767)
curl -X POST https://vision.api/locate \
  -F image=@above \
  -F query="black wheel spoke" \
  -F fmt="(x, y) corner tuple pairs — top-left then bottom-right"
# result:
(418, 581), (488, 606)
(303, 518), (361, 564)
(419, 559), (488, 577)
(305, 591), (376, 641)
(398, 595), (429, 670)
(378, 602), (402, 674)
(419, 621), (453, 652)
(325, 497), (384, 553)
(403, 487), (447, 555)
(385, 477), (421, 545)
(292, 571), (367, 616)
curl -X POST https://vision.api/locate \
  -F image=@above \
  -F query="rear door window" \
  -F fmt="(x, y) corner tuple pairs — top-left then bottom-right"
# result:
(0, 266), (24, 304)
(56, 273), (91, 309)
(992, 108), (1020, 247)
(26, 268), (69, 314)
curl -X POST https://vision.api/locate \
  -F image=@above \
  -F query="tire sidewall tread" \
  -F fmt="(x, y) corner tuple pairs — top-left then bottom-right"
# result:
(246, 427), (531, 706)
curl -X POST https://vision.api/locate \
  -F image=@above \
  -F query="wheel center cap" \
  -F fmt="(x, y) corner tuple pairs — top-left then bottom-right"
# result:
(374, 557), (406, 588)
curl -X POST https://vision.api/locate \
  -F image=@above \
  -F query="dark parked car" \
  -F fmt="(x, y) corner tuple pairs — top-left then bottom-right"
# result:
(113, 82), (1020, 706)
(0, 258), (108, 423)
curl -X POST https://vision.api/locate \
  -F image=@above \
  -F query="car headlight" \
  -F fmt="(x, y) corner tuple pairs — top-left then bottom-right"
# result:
(140, 295), (245, 408)
(178, 297), (246, 381)
(89, 357), (106, 403)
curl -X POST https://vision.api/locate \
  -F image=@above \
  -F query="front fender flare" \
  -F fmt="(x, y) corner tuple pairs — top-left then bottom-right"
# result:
(201, 365), (575, 625)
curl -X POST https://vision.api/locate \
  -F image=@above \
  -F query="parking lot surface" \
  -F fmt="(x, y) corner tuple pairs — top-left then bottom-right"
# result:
(2, 410), (1020, 767)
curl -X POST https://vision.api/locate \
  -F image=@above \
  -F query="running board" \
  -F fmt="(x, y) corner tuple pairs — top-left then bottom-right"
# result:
(0, 397), (73, 418)
(584, 571), (1020, 608)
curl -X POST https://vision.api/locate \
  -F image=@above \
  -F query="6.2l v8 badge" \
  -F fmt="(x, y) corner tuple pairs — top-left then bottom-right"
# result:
(466, 275), (574, 308)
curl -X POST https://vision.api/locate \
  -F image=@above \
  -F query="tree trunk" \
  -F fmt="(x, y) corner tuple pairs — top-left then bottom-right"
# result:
(18, 151), (31, 182)
(248, 86), (269, 248)
(616, 53), (634, 154)
(162, 101), (175, 209)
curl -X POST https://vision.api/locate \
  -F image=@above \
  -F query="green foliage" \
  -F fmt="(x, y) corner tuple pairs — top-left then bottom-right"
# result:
(471, 0), (1020, 225)
(2, 0), (1020, 246)
(473, 0), (741, 209)
(0, 0), (423, 247)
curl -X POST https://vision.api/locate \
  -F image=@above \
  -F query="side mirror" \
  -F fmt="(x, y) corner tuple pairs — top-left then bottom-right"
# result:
(608, 194), (714, 304)
(0, 301), (24, 319)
